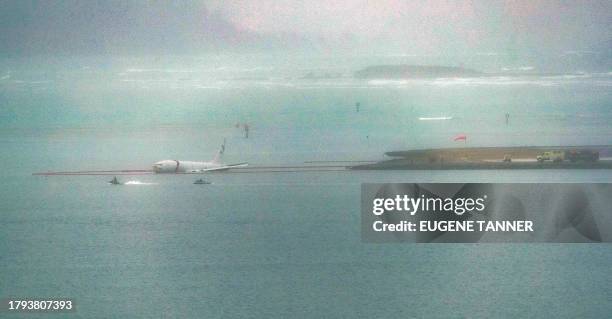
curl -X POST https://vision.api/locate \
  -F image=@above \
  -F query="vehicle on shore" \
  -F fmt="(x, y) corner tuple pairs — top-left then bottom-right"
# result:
(537, 151), (565, 163)
(566, 150), (599, 162)
(537, 150), (599, 163)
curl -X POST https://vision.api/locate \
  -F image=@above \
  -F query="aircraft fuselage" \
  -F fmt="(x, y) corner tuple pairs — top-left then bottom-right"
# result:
(152, 160), (222, 173)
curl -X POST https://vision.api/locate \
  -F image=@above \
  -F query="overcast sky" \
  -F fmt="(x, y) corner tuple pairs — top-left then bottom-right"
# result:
(1, 0), (610, 56)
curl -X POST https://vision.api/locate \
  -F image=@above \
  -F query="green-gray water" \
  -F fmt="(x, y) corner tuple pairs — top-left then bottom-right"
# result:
(1, 55), (612, 318)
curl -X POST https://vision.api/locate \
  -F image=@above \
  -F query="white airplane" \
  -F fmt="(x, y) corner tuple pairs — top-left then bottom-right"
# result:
(152, 139), (247, 173)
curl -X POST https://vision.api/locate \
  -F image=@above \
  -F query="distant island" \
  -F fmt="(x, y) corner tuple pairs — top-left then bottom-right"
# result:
(354, 65), (482, 79)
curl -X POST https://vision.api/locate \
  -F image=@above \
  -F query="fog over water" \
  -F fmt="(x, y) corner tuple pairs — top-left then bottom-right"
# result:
(1, 1), (612, 318)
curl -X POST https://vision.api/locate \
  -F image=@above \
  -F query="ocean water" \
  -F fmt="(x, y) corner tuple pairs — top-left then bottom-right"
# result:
(1, 55), (612, 318)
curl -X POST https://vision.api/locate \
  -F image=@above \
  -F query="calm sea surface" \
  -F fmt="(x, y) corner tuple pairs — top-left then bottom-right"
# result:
(1, 56), (612, 318)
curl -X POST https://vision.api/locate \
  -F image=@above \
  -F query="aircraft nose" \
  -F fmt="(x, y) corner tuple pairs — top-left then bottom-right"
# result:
(152, 164), (161, 173)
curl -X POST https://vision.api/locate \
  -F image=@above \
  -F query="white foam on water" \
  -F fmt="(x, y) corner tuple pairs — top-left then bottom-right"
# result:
(124, 180), (158, 185)
(368, 79), (408, 86)
(430, 77), (558, 87)
(125, 68), (195, 73)
(419, 116), (453, 121)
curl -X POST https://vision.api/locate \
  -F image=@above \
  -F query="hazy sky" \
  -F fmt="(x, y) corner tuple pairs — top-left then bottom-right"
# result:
(1, 0), (610, 56)
(210, 0), (612, 54)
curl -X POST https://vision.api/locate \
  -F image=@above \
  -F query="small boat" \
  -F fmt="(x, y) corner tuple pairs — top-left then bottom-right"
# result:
(194, 178), (211, 185)
(109, 176), (122, 185)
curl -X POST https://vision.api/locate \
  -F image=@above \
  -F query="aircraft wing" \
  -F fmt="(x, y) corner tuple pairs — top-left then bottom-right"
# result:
(187, 162), (249, 173)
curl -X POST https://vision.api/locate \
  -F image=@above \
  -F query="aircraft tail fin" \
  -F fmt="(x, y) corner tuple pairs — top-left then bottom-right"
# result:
(212, 138), (226, 164)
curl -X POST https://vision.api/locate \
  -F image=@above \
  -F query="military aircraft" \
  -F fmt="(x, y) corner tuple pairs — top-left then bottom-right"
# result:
(152, 139), (248, 173)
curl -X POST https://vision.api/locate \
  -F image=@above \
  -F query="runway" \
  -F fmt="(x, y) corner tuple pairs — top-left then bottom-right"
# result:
(349, 159), (612, 170)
